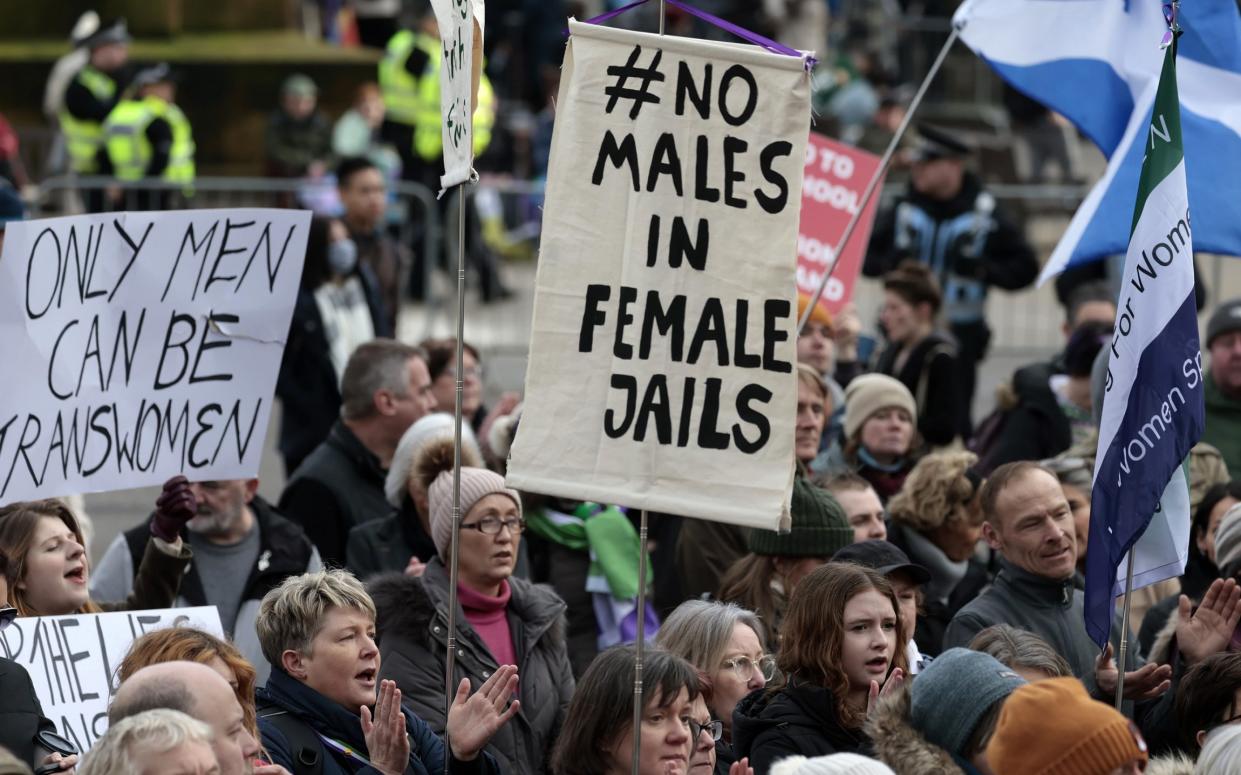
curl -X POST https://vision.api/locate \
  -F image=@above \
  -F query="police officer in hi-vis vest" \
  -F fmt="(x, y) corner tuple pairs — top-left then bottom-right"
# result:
(101, 63), (195, 212)
(865, 125), (1038, 439)
(378, 6), (501, 299)
(59, 17), (131, 212)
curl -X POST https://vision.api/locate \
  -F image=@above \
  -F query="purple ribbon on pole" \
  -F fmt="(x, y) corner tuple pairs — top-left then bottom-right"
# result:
(572, 0), (816, 69)
(663, 0), (817, 68)
(1160, 1), (1179, 49)
(578, 0), (651, 28)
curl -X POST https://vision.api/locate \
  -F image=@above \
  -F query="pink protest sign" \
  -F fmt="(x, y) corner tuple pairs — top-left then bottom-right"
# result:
(796, 133), (885, 315)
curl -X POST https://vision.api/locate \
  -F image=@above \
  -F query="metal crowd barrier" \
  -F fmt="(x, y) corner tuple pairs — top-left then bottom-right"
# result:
(35, 173), (1210, 359)
(30, 175), (440, 274)
(27, 174), (549, 343)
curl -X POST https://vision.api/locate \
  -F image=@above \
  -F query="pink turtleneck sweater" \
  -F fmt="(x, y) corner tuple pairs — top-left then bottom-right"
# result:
(458, 580), (516, 666)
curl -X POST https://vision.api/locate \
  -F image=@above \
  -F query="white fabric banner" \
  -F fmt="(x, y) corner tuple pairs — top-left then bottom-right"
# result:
(0, 607), (224, 752)
(0, 209), (310, 505)
(430, 0), (485, 192)
(506, 22), (811, 529)
(1113, 468), (1192, 597)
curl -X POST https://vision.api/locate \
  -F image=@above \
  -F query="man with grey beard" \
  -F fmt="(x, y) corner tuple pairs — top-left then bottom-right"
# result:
(92, 477), (321, 683)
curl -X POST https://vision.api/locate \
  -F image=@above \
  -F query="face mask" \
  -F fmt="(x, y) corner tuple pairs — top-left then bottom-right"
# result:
(327, 238), (357, 277)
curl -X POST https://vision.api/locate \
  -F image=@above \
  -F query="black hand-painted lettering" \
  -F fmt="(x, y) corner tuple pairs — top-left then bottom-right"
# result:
(755, 141), (793, 214)
(733, 383), (772, 453)
(762, 299), (793, 373)
(189, 312), (238, 384)
(697, 378), (730, 450)
(604, 374), (638, 438)
(580, 284), (611, 353)
(592, 131), (640, 191)
(614, 286), (637, 359)
(108, 220), (153, 303)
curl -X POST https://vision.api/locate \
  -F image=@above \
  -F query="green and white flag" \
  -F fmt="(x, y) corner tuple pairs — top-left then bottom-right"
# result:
(1084, 32), (1205, 648)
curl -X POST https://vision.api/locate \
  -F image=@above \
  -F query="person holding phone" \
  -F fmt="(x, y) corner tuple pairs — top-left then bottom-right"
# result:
(0, 549), (78, 773)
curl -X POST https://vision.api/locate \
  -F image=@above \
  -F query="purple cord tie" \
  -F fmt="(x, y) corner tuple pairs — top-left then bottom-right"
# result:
(572, 0), (816, 69)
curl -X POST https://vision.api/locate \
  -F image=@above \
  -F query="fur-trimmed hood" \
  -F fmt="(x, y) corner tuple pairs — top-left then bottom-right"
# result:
(368, 570), (439, 648)
(865, 686), (967, 775)
(1145, 753), (1195, 775)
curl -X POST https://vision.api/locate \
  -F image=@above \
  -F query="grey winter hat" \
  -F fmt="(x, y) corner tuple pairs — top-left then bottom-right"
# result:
(909, 648), (1026, 756)
(1207, 299), (1241, 349)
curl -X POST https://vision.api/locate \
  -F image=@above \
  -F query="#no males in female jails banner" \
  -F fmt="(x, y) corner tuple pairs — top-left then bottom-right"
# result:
(0, 209), (309, 505)
(507, 21), (811, 529)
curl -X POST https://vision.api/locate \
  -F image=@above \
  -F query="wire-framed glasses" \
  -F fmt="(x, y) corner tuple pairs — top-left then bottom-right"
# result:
(721, 654), (778, 682)
(460, 517), (526, 535)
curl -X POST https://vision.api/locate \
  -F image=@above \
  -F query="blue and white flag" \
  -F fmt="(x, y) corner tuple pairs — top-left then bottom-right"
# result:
(1081, 34), (1205, 648)
(953, 0), (1241, 282)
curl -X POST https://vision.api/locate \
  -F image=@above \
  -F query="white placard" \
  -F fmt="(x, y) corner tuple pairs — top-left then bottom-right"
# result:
(0, 606), (224, 752)
(506, 22), (811, 529)
(430, 0), (485, 192)
(0, 209), (310, 505)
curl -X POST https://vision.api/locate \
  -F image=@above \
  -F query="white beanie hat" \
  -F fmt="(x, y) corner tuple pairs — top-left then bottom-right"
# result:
(1197, 724), (1241, 775)
(770, 755), (896, 775)
(428, 468), (522, 558)
(385, 413), (482, 507)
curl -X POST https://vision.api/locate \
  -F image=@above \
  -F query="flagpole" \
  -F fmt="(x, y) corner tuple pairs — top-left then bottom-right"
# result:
(629, 8), (662, 770)
(630, 3), (662, 766)
(1113, 551), (1136, 709)
(445, 181), (469, 770)
(797, 25), (961, 334)
(630, 508), (650, 775)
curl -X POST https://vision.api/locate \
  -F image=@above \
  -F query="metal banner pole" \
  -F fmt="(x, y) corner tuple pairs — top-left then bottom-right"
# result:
(796, 25), (962, 334)
(1114, 552), (1136, 709)
(445, 182), (469, 768)
(632, 6), (664, 773)
(631, 509), (650, 775)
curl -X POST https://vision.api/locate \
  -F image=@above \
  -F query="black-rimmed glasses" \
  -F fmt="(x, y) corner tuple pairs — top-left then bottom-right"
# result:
(689, 719), (723, 743)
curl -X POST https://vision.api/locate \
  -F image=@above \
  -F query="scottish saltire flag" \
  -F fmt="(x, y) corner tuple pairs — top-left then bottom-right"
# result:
(1082, 36), (1204, 648)
(952, 0), (1241, 282)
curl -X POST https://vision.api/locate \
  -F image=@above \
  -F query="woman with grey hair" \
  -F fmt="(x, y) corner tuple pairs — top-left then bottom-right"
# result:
(656, 600), (775, 775)
(968, 624), (1073, 682)
(254, 569), (512, 775)
(79, 709), (215, 775)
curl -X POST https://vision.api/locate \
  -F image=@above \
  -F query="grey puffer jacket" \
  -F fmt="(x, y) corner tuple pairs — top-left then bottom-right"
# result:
(369, 559), (574, 775)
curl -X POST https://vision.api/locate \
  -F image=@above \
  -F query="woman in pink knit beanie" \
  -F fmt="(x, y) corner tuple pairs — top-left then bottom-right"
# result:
(367, 437), (575, 775)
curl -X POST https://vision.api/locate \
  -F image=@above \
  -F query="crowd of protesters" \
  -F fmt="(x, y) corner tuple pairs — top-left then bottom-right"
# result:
(3, 2), (1241, 775)
(2, 275), (1241, 773)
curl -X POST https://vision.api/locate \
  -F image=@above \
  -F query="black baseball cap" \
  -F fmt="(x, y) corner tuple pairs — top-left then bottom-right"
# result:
(83, 18), (130, 48)
(131, 63), (175, 90)
(911, 123), (972, 162)
(833, 540), (931, 585)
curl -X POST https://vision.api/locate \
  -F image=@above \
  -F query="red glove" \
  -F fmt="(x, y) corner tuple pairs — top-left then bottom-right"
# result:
(150, 475), (196, 542)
